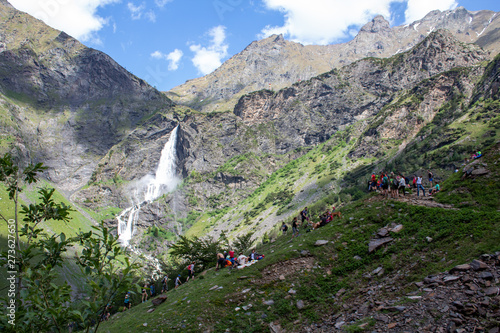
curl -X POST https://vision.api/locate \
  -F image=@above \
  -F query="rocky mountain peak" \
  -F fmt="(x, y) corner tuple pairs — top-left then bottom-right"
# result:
(359, 15), (391, 34)
(422, 6), (469, 22)
(244, 33), (290, 53)
(416, 28), (486, 61)
(271, 33), (285, 43)
(232, 29), (487, 129)
(0, 0), (12, 8)
(423, 28), (458, 45)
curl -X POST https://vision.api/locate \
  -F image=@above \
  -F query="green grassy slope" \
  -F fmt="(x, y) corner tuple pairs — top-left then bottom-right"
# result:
(98, 143), (500, 333)
(0, 181), (95, 291)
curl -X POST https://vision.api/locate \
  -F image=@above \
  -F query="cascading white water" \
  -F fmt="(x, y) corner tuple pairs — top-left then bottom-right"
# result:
(145, 127), (179, 201)
(117, 126), (179, 245)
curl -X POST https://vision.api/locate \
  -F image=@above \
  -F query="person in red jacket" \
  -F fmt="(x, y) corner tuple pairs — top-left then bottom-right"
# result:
(186, 261), (195, 282)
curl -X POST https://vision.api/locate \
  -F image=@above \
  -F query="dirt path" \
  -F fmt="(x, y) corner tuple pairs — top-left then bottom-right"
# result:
(366, 189), (456, 209)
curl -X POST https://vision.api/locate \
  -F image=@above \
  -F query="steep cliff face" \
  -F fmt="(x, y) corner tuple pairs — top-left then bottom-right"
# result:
(0, 1), (173, 190)
(71, 111), (180, 208)
(349, 66), (484, 160)
(169, 7), (500, 114)
(472, 53), (500, 102)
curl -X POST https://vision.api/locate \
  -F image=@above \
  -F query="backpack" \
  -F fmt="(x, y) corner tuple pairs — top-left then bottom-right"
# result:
(382, 177), (388, 185)
(392, 178), (398, 186)
(283, 224), (288, 231)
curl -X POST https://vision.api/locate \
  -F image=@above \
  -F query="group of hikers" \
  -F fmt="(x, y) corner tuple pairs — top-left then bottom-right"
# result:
(122, 261), (192, 312)
(368, 169), (440, 198)
(140, 280), (158, 303)
(216, 249), (264, 271)
(123, 247), (267, 312)
(173, 261), (195, 288)
(119, 246), (267, 315)
(469, 150), (482, 160)
(280, 205), (341, 238)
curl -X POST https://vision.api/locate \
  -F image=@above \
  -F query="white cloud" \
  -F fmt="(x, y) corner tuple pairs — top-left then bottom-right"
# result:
(404, 0), (458, 23)
(126, 2), (156, 22)
(155, 0), (173, 8)
(151, 50), (165, 59)
(150, 49), (183, 71)
(260, 0), (457, 45)
(145, 10), (156, 22)
(8, 0), (118, 42)
(127, 2), (144, 20)
(166, 49), (183, 70)
(260, 0), (397, 44)
(189, 26), (229, 75)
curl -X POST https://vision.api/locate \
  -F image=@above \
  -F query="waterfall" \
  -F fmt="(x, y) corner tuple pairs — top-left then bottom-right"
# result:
(117, 125), (179, 245)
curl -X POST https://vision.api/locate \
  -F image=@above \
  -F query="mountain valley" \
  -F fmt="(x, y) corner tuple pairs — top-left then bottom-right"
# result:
(0, 1), (499, 331)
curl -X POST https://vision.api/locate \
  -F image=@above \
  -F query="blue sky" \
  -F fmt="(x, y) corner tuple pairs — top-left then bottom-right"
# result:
(7, 0), (500, 91)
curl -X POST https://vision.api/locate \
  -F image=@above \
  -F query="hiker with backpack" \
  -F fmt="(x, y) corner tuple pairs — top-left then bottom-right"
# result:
(371, 175), (378, 192)
(150, 282), (155, 296)
(228, 249), (235, 265)
(123, 291), (132, 311)
(292, 217), (299, 238)
(300, 207), (309, 226)
(398, 175), (406, 196)
(390, 174), (399, 198)
(186, 261), (195, 282)
(369, 173), (377, 191)
(281, 222), (288, 235)
(175, 275), (182, 288)
(162, 275), (168, 293)
(381, 173), (389, 197)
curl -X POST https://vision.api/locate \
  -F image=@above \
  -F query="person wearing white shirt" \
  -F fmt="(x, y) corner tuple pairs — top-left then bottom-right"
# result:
(237, 253), (248, 265)
(416, 176), (425, 197)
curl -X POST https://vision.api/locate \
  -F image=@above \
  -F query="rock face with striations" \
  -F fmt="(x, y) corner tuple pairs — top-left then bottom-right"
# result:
(169, 7), (500, 113)
(0, 0), (172, 191)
